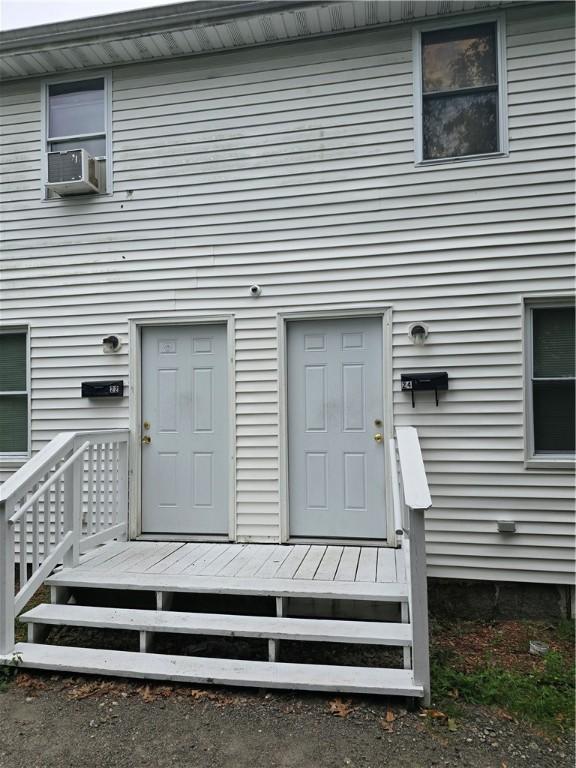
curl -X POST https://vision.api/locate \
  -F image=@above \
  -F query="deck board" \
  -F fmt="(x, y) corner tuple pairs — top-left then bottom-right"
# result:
(200, 545), (245, 576)
(377, 549), (397, 583)
(356, 548), (378, 582)
(334, 547), (360, 581)
(125, 543), (184, 573)
(274, 545), (310, 579)
(294, 546), (326, 579)
(46, 569), (409, 601)
(147, 543), (202, 573)
(314, 546), (343, 581)
(254, 545), (292, 578)
(10, 643), (422, 696)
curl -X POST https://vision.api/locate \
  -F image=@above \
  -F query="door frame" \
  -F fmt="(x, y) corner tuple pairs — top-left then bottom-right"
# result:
(128, 315), (236, 542)
(278, 307), (396, 547)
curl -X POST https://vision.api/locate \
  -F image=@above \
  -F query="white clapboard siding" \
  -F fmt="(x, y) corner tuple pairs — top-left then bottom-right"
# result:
(0, 3), (574, 581)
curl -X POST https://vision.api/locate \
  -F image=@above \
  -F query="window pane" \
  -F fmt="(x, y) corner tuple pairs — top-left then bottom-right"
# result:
(533, 380), (575, 453)
(50, 137), (107, 157)
(422, 23), (497, 92)
(0, 395), (28, 453)
(423, 91), (498, 160)
(48, 78), (104, 138)
(0, 333), (26, 391)
(533, 307), (575, 378)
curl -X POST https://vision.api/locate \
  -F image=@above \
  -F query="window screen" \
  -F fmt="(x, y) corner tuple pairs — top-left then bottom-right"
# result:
(421, 23), (500, 160)
(47, 78), (106, 158)
(0, 332), (28, 454)
(531, 307), (575, 454)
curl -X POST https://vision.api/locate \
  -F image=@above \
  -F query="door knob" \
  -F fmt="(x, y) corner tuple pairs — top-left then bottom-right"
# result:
(373, 433), (383, 443)
(141, 435), (151, 444)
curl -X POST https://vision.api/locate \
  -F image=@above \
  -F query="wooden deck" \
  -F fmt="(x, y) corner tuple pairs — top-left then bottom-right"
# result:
(2, 428), (430, 702)
(13, 539), (420, 698)
(46, 541), (408, 601)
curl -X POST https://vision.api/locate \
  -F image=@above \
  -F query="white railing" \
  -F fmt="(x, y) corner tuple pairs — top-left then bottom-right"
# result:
(0, 429), (129, 656)
(390, 426), (432, 705)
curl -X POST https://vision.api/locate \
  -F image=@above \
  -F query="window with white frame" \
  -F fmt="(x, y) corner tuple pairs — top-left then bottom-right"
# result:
(415, 20), (506, 162)
(0, 330), (29, 456)
(527, 302), (575, 458)
(44, 75), (110, 193)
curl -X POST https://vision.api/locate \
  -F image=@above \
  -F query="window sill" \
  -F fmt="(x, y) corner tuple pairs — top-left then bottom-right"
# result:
(0, 455), (29, 470)
(524, 457), (575, 471)
(42, 190), (113, 202)
(415, 151), (508, 169)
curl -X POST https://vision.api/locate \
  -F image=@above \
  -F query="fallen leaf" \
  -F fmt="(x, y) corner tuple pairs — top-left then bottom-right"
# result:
(15, 672), (47, 692)
(447, 718), (457, 731)
(139, 685), (155, 703)
(495, 708), (514, 722)
(328, 697), (354, 718)
(423, 708), (447, 719)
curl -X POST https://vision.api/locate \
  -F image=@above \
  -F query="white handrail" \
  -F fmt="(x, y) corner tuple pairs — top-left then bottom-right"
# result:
(9, 441), (90, 525)
(0, 428), (129, 657)
(0, 429), (128, 504)
(393, 426), (431, 705)
(0, 432), (75, 504)
(396, 427), (432, 511)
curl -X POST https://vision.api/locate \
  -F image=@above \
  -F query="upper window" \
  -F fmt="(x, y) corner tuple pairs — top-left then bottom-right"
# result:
(415, 20), (506, 163)
(0, 331), (29, 457)
(527, 302), (575, 461)
(43, 75), (111, 194)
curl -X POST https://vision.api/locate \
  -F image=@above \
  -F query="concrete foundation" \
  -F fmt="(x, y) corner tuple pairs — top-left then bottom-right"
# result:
(428, 578), (574, 620)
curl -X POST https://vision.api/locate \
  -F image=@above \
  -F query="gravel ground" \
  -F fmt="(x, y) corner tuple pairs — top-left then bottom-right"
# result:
(0, 672), (573, 768)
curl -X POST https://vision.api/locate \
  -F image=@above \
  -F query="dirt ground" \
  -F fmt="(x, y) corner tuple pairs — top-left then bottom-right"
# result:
(0, 672), (573, 768)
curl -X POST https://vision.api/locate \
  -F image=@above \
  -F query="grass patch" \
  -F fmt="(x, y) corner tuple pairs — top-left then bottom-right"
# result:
(430, 619), (575, 735)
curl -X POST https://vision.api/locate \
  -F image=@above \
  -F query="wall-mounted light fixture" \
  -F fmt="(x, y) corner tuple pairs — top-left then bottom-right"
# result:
(408, 322), (429, 345)
(102, 335), (122, 353)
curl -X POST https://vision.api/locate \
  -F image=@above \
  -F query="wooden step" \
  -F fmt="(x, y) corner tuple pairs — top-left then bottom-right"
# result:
(7, 642), (424, 697)
(45, 570), (408, 602)
(20, 604), (413, 646)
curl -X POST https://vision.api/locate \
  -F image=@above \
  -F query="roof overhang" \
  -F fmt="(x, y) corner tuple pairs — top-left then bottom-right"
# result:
(0, 0), (533, 81)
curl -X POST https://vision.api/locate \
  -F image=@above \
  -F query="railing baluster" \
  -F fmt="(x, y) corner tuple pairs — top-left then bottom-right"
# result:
(87, 444), (95, 535)
(20, 489), (31, 590)
(96, 442), (103, 530)
(32, 487), (40, 571)
(63, 450), (79, 568)
(111, 442), (119, 525)
(103, 442), (111, 526)
(54, 468), (62, 545)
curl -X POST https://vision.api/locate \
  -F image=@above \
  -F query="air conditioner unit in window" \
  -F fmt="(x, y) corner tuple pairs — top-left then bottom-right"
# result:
(46, 149), (101, 195)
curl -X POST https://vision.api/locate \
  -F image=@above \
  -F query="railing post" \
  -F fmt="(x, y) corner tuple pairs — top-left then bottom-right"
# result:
(409, 506), (431, 706)
(118, 439), (129, 541)
(0, 500), (15, 656)
(63, 450), (80, 569)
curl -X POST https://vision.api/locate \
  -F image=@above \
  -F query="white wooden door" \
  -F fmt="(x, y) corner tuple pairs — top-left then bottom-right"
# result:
(287, 317), (387, 540)
(141, 325), (229, 536)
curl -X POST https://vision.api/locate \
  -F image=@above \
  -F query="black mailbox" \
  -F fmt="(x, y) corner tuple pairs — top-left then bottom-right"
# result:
(81, 380), (124, 398)
(401, 372), (448, 407)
